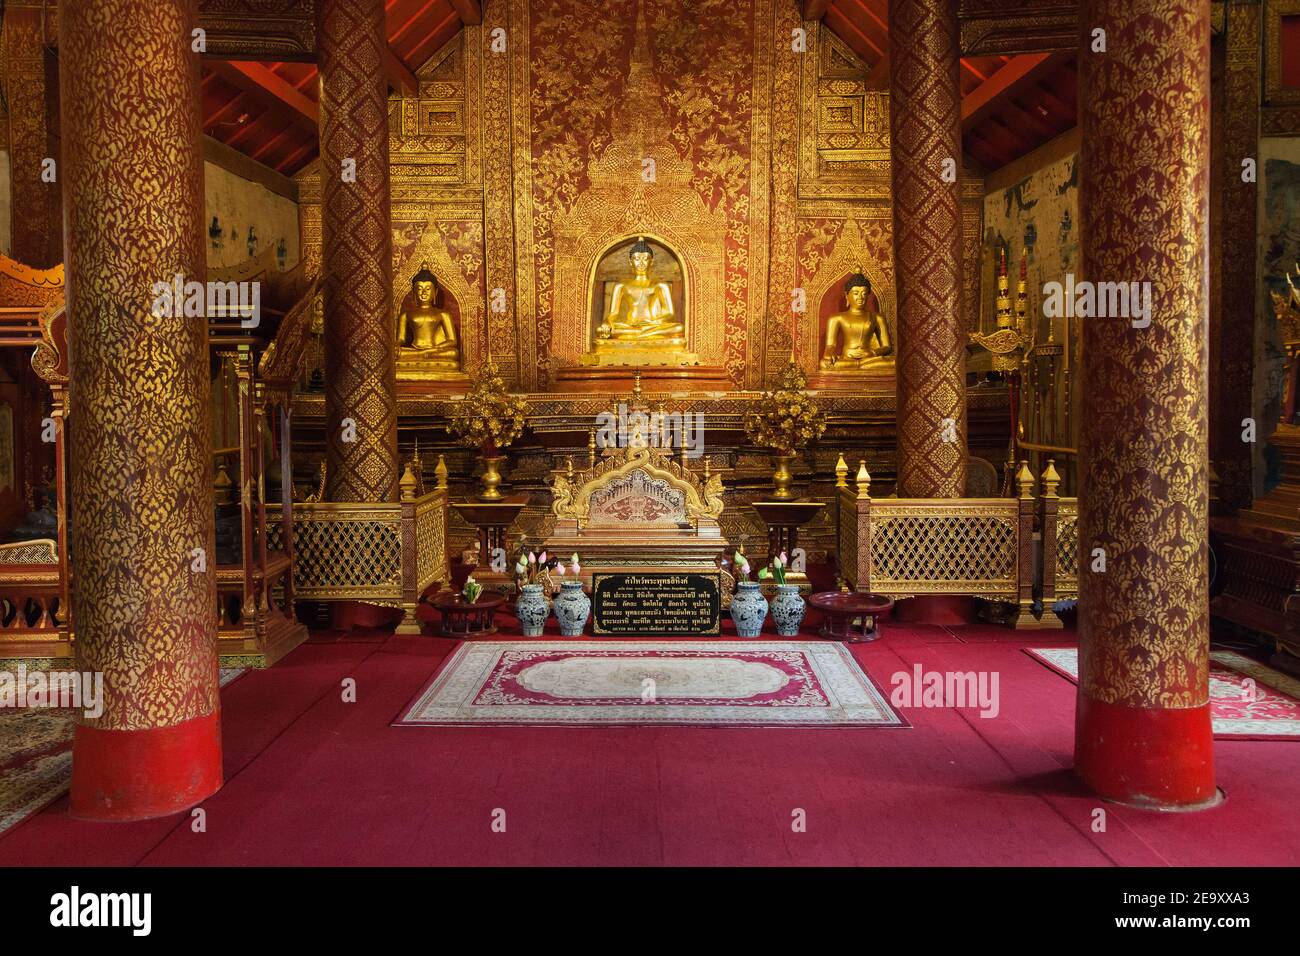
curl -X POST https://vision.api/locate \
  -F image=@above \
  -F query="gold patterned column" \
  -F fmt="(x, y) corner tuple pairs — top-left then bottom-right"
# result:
(888, 0), (967, 498)
(318, 0), (399, 502)
(1075, 0), (1217, 808)
(61, 0), (221, 820)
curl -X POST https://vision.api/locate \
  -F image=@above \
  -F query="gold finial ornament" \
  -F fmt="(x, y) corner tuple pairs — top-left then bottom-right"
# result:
(835, 453), (849, 488)
(434, 454), (449, 490)
(1016, 459), (1035, 499)
(1041, 458), (1061, 498)
(399, 462), (419, 501)
(856, 460), (871, 500)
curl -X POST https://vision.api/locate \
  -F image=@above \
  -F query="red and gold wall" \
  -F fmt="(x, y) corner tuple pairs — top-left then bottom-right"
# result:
(295, 1), (983, 393)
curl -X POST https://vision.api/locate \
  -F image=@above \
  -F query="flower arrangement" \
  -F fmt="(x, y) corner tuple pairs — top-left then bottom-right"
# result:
(730, 549), (752, 581)
(448, 359), (528, 454)
(743, 360), (826, 454)
(757, 552), (788, 586)
(513, 549), (581, 588)
(461, 576), (482, 604)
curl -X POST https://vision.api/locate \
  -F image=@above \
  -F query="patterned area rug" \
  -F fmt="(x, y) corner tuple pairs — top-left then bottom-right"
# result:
(0, 668), (245, 838)
(1026, 647), (1300, 739)
(396, 641), (906, 728)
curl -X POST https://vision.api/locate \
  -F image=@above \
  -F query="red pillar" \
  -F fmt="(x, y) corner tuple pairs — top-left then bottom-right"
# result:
(62, 0), (221, 820)
(1075, 0), (1217, 808)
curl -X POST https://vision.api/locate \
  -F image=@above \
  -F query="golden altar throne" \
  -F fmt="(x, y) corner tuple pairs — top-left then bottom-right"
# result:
(545, 441), (725, 582)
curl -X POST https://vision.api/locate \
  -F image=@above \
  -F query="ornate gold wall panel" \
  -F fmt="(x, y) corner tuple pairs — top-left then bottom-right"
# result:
(1078, 0), (1210, 709)
(61, 0), (217, 731)
(480, 1), (524, 386)
(889, 0), (968, 498)
(318, 0), (399, 502)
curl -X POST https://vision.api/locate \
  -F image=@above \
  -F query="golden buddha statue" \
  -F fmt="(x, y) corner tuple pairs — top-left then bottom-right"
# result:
(819, 272), (894, 372)
(581, 237), (699, 367)
(396, 262), (465, 382)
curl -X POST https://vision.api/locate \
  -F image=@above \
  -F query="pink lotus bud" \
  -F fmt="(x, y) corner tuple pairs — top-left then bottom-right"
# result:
(540, 551), (548, 564)
(572, 562), (581, 574)
(528, 551), (537, 564)
(555, 563), (566, 575)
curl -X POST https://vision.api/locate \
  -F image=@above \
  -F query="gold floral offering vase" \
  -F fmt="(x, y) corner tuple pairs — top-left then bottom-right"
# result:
(448, 360), (528, 500)
(743, 361), (827, 500)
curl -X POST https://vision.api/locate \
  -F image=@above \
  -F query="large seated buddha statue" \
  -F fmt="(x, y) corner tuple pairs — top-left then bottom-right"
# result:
(396, 262), (466, 382)
(819, 272), (894, 373)
(581, 237), (700, 367)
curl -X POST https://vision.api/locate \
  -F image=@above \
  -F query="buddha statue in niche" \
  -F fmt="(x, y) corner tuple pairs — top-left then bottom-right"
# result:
(396, 262), (463, 380)
(582, 236), (699, 367)
(819, 272), (894, 372)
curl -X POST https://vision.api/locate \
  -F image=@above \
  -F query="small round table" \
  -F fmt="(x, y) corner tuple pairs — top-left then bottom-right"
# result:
(808, 591), (894, 643)
(431, 592), (506, 638)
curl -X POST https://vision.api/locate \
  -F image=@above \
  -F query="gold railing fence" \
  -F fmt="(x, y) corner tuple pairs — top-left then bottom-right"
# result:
(267, 487), (450, 633)
(837, 460), (1078, 629)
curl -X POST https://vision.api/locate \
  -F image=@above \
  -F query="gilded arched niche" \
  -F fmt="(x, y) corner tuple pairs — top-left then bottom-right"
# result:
(392, 222), (483, 370)
(800, 224), (896, 374)
(588, 234), (688, 344)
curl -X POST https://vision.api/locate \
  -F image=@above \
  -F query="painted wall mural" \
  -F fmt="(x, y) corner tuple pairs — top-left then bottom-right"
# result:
(1256, 138), (1300, 492)
(203, 160), (300, 271)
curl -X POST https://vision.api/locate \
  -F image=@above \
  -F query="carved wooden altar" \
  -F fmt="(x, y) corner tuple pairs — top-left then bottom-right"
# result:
(545, 443), (725, 581)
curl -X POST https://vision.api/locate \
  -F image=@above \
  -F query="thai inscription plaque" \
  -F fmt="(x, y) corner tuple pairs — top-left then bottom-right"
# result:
(591, 571), (722, 636)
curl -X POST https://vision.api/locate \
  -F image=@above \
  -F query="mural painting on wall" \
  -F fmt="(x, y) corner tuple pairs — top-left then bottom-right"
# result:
(981, 152), (1078, 343)
(1260, 154), (1300, 437)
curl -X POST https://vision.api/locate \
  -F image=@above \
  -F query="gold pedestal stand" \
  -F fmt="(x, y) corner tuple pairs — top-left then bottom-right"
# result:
(752, 500), (824, 595)
(454, 495), (528, 595)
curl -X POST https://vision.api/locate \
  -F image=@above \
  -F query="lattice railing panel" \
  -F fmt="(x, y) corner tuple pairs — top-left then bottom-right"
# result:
(267, 511), (401, 598)
(414, 493), (448, 594)
(1056, 498), (1078, 599)
(867, 503), (1019, 597)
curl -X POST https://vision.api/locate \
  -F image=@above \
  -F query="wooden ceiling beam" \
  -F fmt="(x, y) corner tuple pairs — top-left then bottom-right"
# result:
(824, 4), (885, 64)
(447, 0), (483, 25)
(961, 51), (1071, 130)
(803, 0), (830, 19)
(207, 59), (319, 130)
(385, 47), (420, 96)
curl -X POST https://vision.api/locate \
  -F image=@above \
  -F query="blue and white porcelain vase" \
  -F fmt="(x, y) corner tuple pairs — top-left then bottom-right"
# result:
(516, 583), (548, 637)
(730, 581), (769, 638)
(552, 580), (591, 636)
(770, 584), (806, 637)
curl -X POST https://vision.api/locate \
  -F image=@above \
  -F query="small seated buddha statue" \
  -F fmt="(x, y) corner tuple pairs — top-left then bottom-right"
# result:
(819, 272), (894, 372)
(582, 237), (699, 367)
(396, 262), (463, 380)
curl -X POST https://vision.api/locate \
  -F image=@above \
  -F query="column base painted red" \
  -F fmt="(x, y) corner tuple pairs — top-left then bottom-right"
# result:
(70, 710), (223, 822)
(1075, 693), (1219, 810)
(893, 595), (976, 625)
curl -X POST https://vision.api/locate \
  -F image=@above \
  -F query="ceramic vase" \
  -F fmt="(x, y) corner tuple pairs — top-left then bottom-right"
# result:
(770, 584), (806, 636)
(730, 581), (769, 638)
(552, 580), (591, 636)
(515, 583), (548, 637)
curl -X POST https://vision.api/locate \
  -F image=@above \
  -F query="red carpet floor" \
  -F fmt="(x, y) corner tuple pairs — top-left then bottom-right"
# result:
(2, 621), (1298, 866)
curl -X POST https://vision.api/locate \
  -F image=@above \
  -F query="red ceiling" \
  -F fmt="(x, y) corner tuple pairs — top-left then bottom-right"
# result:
(202, 0), (1077, 179)
(202, 0), (466, 176)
